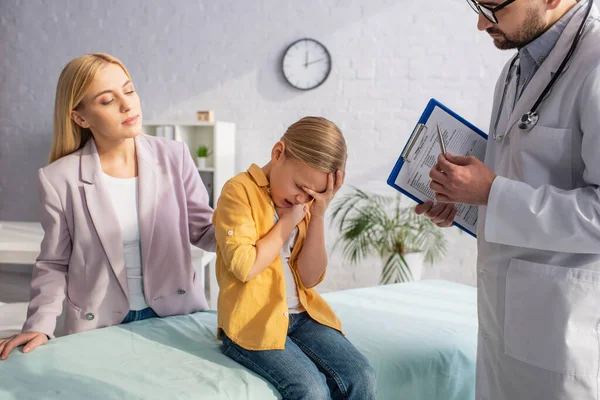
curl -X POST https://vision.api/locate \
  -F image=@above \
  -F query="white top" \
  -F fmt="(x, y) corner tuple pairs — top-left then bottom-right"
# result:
(102, 172), (149, 311)
(274, 212), (303, 313)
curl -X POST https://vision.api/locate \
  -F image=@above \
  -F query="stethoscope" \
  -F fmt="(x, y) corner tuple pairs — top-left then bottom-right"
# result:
(492, 0), (593, 141)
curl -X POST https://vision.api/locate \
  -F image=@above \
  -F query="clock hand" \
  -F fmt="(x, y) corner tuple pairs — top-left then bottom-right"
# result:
(306, 58), (325, 66)
(305, 51), (308, 68)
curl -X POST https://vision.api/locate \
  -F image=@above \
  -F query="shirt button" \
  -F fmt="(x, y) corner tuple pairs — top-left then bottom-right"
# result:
(85, 313), (95, 321)
(227, 230), (233, 236)
(178, 289), (186, 295)
(284, 311), (289, 317)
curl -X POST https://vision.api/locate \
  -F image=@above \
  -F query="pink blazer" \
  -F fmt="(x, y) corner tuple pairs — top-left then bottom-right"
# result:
(22, 135), (216, 338)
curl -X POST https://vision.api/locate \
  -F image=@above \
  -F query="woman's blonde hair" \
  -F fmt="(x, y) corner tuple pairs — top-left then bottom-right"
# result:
(49, 53), (131, 163)
(281, 117), (347, 174)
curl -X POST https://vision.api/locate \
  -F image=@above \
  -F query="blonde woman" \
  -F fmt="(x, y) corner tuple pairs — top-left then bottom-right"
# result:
(0, 53), (215, 360)
(214, 117), (376, 399)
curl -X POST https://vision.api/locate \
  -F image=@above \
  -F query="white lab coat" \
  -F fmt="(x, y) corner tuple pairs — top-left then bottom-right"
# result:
(476, 3), (600, 399)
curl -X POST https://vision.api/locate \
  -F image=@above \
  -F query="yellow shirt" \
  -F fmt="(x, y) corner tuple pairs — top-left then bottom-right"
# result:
(213, 164), (342, 350)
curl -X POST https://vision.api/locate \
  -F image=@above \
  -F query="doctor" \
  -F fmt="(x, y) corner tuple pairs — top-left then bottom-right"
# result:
(417, 0), (600, 399)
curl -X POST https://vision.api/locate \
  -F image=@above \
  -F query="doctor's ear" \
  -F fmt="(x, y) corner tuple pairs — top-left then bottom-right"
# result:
(544, 0), (563, 11)
(71, 110), (90, 129)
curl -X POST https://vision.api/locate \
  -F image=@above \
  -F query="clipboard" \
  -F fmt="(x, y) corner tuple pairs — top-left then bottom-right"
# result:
(387, 98), (488, 238)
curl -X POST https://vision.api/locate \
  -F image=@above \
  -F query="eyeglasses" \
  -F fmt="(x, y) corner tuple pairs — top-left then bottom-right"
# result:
(466, 0), (517, 24)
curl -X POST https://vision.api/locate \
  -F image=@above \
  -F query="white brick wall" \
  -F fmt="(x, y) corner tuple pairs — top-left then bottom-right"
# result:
(0, 0), (511, 290)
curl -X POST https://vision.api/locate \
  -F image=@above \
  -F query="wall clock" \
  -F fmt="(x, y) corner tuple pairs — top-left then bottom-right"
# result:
(282, 38), (332, 91)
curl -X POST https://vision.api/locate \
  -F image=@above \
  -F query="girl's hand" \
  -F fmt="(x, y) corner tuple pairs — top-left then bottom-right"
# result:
(303, 169), (345, 218)
(0, 332), (48, 360)
(277, 204), (308, 227)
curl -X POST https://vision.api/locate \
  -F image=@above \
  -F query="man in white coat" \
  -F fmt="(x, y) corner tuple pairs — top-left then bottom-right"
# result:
(416, 0), (600, 399)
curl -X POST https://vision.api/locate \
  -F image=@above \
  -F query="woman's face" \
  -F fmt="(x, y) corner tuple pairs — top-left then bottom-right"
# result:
(71, 63), (142, 141)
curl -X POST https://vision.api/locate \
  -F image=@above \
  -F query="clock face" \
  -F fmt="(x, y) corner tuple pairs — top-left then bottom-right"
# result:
(282, 38), (332, 91)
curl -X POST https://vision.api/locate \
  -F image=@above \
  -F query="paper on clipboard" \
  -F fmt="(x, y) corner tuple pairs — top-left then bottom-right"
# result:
(390, 103), (487, 237)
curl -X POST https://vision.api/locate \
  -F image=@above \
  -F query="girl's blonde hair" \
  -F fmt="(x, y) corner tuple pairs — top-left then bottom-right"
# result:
(49, 53), (131, 163)
(281, 117), (347, 173)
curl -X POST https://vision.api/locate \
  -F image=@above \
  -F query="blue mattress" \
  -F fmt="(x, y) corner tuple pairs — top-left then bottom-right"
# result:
(0, 280), (478, 399)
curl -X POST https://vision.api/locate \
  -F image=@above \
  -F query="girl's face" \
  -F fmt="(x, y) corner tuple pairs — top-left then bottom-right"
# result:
(71, 63), (142, 141)
(268, 142), (328, 208)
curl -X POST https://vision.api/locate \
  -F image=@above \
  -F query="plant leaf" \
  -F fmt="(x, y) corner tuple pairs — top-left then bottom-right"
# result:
(331, 188), (448, 282)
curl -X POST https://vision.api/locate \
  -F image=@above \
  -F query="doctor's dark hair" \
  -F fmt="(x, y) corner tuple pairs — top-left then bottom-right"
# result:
(280, 117), (347, 174)
(49, 53), (132, 163)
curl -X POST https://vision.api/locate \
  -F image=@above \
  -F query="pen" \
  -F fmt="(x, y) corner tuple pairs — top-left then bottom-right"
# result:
(436, 124), (447, 155)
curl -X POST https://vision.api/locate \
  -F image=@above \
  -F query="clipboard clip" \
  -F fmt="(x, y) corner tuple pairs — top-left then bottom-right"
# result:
(401, 123), (427, 162)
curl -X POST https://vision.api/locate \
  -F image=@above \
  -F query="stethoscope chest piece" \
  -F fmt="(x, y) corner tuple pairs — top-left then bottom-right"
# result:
(518, 111), (540, 131)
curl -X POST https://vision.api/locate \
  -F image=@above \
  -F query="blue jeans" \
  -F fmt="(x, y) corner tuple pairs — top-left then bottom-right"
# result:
(121, 307), (159, 324)
(221, 312), (376, 400)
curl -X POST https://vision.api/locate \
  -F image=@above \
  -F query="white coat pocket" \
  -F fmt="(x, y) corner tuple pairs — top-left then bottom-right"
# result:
(516, 125), (572, 190)
(504, 258), (600, 376)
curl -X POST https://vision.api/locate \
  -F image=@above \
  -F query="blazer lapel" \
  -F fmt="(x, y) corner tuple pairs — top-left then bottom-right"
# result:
(80, 138), (129, 299)
(135, 135), (159, 271)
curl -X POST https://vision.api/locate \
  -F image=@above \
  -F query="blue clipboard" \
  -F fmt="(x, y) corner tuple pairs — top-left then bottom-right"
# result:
(386, 98), (488, 238)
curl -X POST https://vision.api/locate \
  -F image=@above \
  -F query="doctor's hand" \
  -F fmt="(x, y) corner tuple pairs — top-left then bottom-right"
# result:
(429, 153), (496, 206)
(0, 331), (48, 360)
(415, 201), (457, 228)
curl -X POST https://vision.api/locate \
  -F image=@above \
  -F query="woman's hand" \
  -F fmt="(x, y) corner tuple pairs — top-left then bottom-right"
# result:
(303, 169), (345, 218)
(0, 331), (48, 360)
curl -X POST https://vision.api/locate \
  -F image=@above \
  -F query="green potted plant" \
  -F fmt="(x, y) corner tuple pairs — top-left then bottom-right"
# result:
(196, 145), (212, 169)
(331, 187), (447, 284)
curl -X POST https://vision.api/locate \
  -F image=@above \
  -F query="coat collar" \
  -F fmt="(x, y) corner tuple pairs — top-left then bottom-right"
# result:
(505, 2), (597, 133)
(79, 135), (157, 184)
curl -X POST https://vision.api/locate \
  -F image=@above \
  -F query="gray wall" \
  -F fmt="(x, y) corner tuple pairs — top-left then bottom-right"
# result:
(0, 0), (509, 290)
